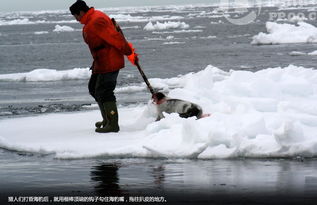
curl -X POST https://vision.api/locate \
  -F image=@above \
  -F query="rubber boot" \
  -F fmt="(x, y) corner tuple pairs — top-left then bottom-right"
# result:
(95, 102), (108, 128)
(95, 102), (120, 133)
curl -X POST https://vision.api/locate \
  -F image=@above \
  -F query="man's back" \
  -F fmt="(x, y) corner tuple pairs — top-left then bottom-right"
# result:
(80, 8), (131, 73)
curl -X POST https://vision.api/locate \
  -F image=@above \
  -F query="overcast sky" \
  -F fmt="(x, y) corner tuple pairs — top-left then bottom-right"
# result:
(1, 0), (217, 12)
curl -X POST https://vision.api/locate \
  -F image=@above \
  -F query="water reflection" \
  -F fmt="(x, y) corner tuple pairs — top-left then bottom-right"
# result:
(89, 159), (317, 203)
(90, 163), (123, 196)
(151, 164), (165, 187)
(90, 161), (167, 196)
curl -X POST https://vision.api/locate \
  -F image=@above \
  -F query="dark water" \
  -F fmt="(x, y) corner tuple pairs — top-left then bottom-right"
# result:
(1, 149), (317, 204)
(1, 4), (317, 204)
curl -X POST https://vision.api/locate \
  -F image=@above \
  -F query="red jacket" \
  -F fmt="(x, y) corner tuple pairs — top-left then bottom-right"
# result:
(80, 8), (132, 73)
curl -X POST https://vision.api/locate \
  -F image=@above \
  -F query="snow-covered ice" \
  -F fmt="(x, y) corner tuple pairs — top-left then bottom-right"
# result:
(0, 18), (45, 26)
(53, 25), (75, 32)
(252, 22), (317, 45)
(163, 41), (186, 45)
(34, 31), (49, 35)
(288, 50), (317, 56)
(1, 65), (317, 159)
(289, 51), (307, 56)
(110, 14), (184, 23)
(308, 50), (317, 55)
(0, 68), (90, 82)
(144, 21), (189, 31)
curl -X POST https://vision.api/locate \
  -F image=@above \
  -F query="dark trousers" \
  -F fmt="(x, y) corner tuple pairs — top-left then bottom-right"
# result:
(88, 71), (119, 103)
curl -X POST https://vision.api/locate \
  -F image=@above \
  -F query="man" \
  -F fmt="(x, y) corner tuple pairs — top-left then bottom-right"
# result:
(152, 92), (206, 121)
(70, 0), (135, 133)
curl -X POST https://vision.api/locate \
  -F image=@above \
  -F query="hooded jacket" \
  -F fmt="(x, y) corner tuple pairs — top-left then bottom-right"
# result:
(80, 8), (132, 73)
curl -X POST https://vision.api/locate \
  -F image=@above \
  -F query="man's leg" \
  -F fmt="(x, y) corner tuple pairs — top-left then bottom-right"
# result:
(88, 73), (98, 100)
(96, 101), (108, 128)
(89, 74), (108, 128)
(95, 71), (120, 133)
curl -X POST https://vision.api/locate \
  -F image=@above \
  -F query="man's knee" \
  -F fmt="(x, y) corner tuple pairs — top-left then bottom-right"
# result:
(92, 72), (119, 102)
(95, 89), (116, 102)
(88, 74), (98, 100)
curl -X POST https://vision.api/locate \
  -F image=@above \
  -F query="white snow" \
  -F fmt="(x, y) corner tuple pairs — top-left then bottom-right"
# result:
(288, 50), (317, 56)
(308, 50), (317, 55)
(0, 68), (90, 82)
(34, 31), (49, 35)
(252, 22), (317, 45)
(1, 65), (317, 159)
(166, 35), (174, 40)
(110, 14), (184, 23)
(163, 41), (186, 45)
(115, 85), (146, 93)
(53, 25), (75, 32)
(0, 18), (45, 26)
(144, 21), (189, 31)
(200, 35), (217, 39)
(289, 51), (307, 56)
(121, 26), (140, 30)
(0, 18), (75, 26)
(152, 29), (203, 34)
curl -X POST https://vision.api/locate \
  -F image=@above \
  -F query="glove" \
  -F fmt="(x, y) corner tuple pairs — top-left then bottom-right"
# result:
(127, 42), (139, 66)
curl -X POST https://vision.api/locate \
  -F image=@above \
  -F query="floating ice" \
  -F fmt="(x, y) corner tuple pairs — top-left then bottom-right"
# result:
(1, 65), (317, 159)
(0, 68), (90, 82)
(34, 31), (49, 35)
(289, 51), (307, 56)
(288, 50), (317, 56)
(53, 25), (75, 32)
(308, 50), (317, 55)
(0, 18), (45, 26)
(0, 17), (75, 26)
(152, 29), (202, 34)
(163, 41), (186, 45)
(144, 21), (189, 31)
(200, 35), (217, 39)
(110, 14), (184, 23)
(251, 22), (317, 45)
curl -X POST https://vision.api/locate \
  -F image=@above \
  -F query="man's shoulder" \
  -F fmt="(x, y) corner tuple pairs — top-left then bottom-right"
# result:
(91, 10), (110, 20)
(90, 11), (112, 27)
